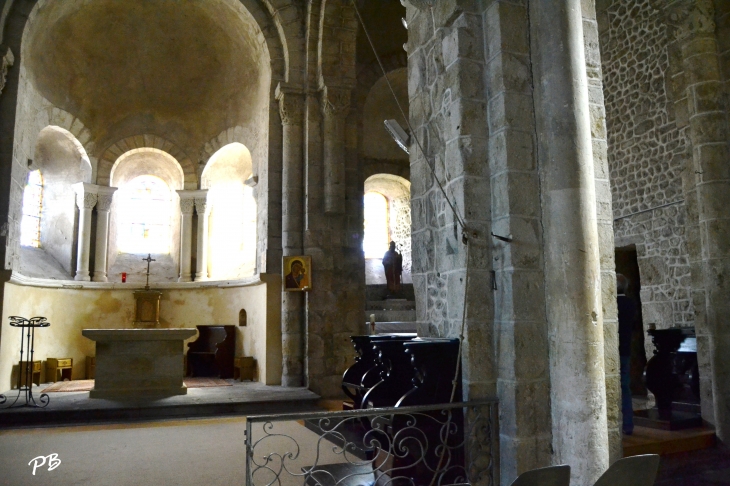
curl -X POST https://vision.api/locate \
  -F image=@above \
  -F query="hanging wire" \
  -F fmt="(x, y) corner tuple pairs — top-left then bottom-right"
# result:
(352, 1), (467, 235)
(351, 4), (476, 483)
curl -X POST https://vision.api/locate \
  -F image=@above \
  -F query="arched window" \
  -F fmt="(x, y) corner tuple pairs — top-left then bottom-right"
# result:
(116, 175), (173, 254)
(20, 170), (43, 248)
(363, 191), (389, 258)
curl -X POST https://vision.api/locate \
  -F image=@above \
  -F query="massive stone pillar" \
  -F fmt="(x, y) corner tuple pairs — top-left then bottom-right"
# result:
(670, 0), (730, 441)
(531, 0), (608, 483)
(72, 183), (98, 282)
(176, 191), (196, 282)
(194, 192), (209, 282)
(276, 83), (306, 387)
(92, 186), (117, 282)
(320, 85), (350, 214)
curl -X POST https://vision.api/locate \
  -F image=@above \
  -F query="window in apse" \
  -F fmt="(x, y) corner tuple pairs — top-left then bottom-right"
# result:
(20, 170), (43, 248)
(117, 175), (172, 254)
(363, 191), (389, 258)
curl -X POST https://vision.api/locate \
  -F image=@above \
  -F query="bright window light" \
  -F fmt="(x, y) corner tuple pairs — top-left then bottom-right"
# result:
(117, 175), (172, 254)
(363, 191), (389, 258)
(20, 170), (43, 248)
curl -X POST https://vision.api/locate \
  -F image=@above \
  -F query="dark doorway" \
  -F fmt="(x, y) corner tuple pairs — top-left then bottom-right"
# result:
(615, 245), (648, 396)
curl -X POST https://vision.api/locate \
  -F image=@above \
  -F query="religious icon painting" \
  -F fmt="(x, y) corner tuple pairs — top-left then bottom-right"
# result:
(283, 256), (312, 292)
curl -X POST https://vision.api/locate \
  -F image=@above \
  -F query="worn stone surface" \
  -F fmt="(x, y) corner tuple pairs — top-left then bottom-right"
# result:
(599, 0), (695, 339)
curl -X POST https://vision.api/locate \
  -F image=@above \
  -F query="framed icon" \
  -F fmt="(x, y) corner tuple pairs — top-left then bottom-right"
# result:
(283, 256), (312, 291)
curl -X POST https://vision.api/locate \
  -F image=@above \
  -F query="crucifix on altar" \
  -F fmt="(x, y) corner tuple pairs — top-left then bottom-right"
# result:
(133, 253), (162, 328)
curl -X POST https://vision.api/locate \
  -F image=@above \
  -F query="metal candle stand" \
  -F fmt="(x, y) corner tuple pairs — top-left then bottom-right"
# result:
(0, 316), (51, 408)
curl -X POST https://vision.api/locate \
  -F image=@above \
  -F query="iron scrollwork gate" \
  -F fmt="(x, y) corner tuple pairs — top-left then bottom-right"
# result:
(245, 400), (499, 486)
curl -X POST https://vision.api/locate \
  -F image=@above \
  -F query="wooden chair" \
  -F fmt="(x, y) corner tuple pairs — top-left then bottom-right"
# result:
(510, 465), (571, 486)
(593, 454), (660, 486)
(186, 325), (235, 378)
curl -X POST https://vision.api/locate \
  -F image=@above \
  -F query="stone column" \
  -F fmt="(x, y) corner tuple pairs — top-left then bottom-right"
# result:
(669, 0), (730, 441)
(92, 186), (117, 282)
(72, 183), (98, 282)
(320, 84), (351, 214)
(276, 83), (306, 386)
(531, 1), (608, 483)
(176, 191), (196, 282)
(194, 192), (209, 282)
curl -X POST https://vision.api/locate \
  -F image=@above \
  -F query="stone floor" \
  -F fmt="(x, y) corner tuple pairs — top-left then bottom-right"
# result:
(0, 380), (320, 428)
(655, 443), (730, 485)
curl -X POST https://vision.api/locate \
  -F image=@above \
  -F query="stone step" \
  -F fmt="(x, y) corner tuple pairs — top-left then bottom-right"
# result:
(366, 284), (415, 301)
(364, 309), (416, 322)
(366, 300), (416, 311)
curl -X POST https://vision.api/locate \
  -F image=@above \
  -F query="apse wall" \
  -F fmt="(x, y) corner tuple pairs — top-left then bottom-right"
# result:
(0, 276), (282, 392)
(5, 0), (272, 282)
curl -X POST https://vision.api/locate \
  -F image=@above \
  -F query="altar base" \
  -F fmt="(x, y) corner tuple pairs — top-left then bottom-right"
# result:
(82, 329), (197, 399)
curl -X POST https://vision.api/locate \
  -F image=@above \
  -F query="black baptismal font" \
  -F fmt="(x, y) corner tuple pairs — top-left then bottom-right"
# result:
(635, 327), (702, 429)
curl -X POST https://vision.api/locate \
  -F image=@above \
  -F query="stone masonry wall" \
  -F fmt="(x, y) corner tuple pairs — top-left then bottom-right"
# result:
(598, 0), (695, 335)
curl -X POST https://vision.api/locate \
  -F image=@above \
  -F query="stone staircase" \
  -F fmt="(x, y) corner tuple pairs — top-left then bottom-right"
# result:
(365, 284), (417, 333)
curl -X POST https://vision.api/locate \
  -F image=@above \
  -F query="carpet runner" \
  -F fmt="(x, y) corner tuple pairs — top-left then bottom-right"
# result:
(40, 378), (232, 393)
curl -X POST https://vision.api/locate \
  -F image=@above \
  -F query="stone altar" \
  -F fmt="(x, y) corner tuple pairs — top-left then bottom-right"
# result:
(82, 329), (197, 399)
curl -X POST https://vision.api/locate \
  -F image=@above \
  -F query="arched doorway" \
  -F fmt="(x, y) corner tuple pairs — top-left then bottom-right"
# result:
(363, 174), (411, 285)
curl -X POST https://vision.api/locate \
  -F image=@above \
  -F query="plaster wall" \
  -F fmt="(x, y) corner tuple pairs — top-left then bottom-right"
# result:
(0, 276), (282, 392)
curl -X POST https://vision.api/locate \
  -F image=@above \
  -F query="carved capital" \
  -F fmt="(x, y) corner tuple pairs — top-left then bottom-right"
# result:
(72, 183), (99, 210)
(76, 191), (98, 210)
(96, 194), (114, 212)
(276, 84), (305, 127)
(666, 0), (715, 42)
(194, 198), (208, 214)
(0, 47), (14, 98)
(180, 198), (195, 215)
(320, 85), (351, 120)
(95, 186), (117, 212)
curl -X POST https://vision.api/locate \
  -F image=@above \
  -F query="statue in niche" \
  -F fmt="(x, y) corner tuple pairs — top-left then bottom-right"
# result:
(283, 256), (311, 291)
(382, 241), (403, 297)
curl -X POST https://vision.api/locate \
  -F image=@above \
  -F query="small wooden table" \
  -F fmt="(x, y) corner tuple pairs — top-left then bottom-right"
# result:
(47, 358), (73, 382)
(82, 329), (197, 399)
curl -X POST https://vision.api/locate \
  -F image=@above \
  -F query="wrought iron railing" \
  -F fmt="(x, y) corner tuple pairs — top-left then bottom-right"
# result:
(245, 400), (499, 486)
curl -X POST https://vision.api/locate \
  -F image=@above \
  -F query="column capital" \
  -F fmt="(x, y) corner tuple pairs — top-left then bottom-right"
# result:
(72, 182), (99, 210)
(0, 47), (14, 98)
(319, 84), (351, 120)
(177, 189), (206, 215)
(275, 82), (306, 126)
(666, 0), (715, 42)
(95, 186), (118, 212)
(194, 197), (208, 214)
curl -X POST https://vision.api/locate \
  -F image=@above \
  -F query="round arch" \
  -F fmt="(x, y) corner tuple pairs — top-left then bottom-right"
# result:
(364, 173), (411, 285)
(202, 142), (257, 280)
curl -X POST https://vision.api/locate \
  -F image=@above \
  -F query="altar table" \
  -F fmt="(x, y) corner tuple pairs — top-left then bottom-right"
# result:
(82, 329), (197, 399)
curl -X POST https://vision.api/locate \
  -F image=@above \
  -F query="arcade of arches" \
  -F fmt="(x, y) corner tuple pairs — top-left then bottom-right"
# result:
(0, 1), (729, 485)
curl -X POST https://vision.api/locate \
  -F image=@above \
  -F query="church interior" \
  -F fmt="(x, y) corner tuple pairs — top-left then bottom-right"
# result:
(0, 0), (729, 485)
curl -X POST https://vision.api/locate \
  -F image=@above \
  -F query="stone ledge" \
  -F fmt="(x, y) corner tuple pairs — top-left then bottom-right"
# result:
(82, 329), (197, 342)
(89, 386), (188, 400)
(10, 271), (263, 290)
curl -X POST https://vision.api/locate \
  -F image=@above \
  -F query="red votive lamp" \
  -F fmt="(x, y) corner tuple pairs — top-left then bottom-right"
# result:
(121, 272), (127, 283)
